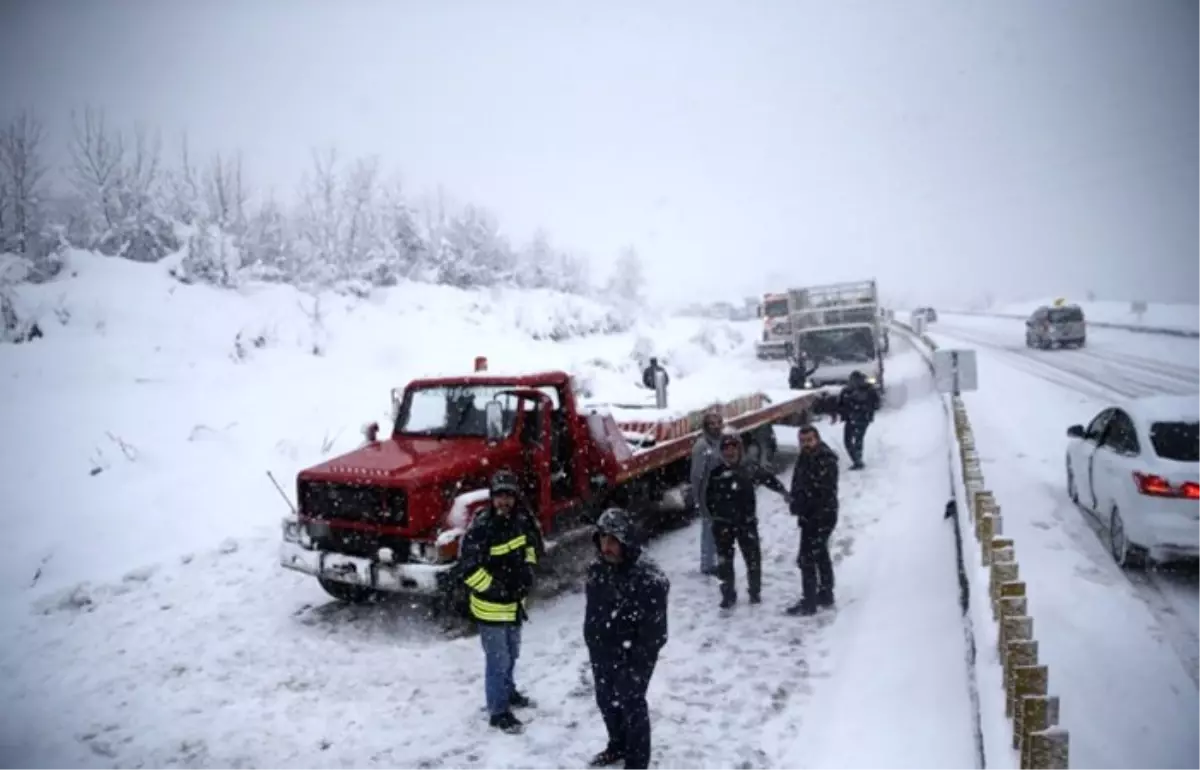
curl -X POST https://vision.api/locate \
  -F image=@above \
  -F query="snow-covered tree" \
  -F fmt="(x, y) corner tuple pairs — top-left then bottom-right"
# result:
(0, 111), (63, 281)
(604, 245), (645, 306)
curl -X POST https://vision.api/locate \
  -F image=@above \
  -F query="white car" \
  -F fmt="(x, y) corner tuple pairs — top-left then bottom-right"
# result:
(1065, 394), (1199, 567)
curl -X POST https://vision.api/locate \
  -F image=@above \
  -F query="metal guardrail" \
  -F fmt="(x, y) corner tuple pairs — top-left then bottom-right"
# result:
(893, 319), (1071, 769)
(939, 311), (1199, 339)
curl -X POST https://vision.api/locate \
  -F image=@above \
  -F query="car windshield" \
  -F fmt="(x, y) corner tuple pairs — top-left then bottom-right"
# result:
(764, 298), (789, 317)
(1149, 421), (1199, 462)
(1048, 307), (1084, 323)
(796, 326), (877, 364)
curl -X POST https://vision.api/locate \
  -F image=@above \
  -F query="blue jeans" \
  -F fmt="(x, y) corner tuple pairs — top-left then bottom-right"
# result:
(479, 623), (521, 716)
(700, 516), (717, 573)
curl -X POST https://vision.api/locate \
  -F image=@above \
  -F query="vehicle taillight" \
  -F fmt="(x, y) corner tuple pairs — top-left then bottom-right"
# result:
(1133, 472), (1197, 499)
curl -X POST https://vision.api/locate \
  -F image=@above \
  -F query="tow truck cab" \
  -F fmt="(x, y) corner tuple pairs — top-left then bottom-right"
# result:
(280, 368), (629, 599)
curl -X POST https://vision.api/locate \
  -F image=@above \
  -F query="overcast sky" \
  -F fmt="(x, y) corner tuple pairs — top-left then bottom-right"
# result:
(1, 0), (1196, 305)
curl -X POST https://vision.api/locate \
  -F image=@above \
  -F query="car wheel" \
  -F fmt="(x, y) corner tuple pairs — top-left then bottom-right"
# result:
(1066, 460), (1079, 504)
(1109, 507), (1147, 569)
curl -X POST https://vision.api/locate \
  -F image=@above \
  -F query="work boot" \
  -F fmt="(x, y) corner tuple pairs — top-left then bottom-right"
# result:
(719, 594), (737, 610)
(785, 599), (818, 617)
(489, 711), (524, 734)
(509, 690), (536, 709)
(749, 593), (762, 605)
(589, 747), (625, 767)
(816, 589), (835, 608)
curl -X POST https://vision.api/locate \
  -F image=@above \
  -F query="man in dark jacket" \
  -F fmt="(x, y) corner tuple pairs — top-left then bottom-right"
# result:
(584, 508), (670, 770)
(705, 430), (791, 609)
(458, 470), (545, 734)
(831, 370), (880, 469)
(641, 357), (669, 390)
(787, 425), (840, 616)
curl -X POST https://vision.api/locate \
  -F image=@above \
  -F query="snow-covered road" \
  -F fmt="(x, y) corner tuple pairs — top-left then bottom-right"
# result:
(929, 318), (1200, 769)
(0, 340), (982, 769)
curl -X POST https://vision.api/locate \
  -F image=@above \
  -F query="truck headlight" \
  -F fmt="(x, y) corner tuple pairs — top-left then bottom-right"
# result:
(282, 518), (300, 543)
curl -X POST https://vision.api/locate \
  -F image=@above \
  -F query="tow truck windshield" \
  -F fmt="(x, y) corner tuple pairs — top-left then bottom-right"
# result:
(796, 326), (877, 364)
(395, 384), (561, 437)
(763, 298), (789, 317)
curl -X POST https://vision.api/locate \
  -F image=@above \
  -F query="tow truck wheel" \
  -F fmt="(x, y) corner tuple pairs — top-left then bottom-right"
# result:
(318, 577), (378, 604)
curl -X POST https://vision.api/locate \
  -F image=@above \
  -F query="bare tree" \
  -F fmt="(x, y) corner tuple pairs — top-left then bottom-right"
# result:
(166, 132), (202, 225)
(0, 112), (53, 268)
(204, 150), (248, 232)
(67, 106), (125, 241)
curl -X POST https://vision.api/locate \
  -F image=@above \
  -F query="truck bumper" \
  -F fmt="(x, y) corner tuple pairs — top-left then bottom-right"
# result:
(755, 341), (792, 360)
(280, 540), (454, 594)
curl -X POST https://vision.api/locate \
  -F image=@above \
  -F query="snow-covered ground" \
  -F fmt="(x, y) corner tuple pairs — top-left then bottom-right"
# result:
(1, 256), (988, 767)
(943, 299), (1199, 334)
(928, 317), (1200, 769)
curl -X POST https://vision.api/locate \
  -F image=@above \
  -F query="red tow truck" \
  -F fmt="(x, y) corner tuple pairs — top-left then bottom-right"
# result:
(279, 358), (821, 603)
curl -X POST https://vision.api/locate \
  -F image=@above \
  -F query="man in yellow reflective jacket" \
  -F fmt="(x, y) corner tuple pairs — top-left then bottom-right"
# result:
(459, 469), (545, 733)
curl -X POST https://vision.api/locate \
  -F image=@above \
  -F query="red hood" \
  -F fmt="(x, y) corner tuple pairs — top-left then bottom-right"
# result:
(302, 435), (489, 486)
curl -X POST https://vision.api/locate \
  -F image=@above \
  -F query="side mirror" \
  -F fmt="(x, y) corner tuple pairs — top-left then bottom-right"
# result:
(362, 421), (380, 443)
(484, 400), (505, 442)
(1066, 424), (1084, 439)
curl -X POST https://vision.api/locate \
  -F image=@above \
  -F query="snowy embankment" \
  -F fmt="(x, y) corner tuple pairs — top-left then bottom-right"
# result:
(0, 251), (756, 604)
(1, 315), (985, 768)
(925, 323), (1199, 769)
(940, 299), (1200, 337)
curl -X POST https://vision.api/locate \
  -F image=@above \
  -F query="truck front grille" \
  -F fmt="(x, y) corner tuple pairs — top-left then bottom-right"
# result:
(299, 480), (408, 527)
(317, 527), (411, 561)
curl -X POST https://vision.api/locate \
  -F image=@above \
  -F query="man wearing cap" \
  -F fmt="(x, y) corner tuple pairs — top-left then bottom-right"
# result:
(705, 430), (791, 609)
(584, 508), (670, 769)
(458, 470), (545, 734)
(689, 409), (725, 575)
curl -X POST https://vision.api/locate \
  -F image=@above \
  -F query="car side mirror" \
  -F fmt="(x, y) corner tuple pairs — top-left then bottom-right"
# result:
(484, 400), (505, 442)
(1066, 424), (1084, 438)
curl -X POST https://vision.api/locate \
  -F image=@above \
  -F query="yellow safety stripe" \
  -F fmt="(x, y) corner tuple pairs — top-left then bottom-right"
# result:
(464, 568), (494, 592)
(489, 534), (527, 556)
(524, 546), (537, 565)
(469, 593), (519, 622)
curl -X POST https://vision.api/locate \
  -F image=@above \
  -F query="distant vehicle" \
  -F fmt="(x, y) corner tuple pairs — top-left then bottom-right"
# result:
(785, 279), (886, 391)
(754, 292), (794, 360)
(1026, 300), (1086, 349)
(913, 307), (938, 323)
(1065, 395), (1199, 567)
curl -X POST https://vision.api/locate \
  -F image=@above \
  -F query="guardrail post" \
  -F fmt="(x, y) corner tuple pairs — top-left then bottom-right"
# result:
(1004, 633), (1036, 715)
(1025, 721), (1069, 769)
(1019, 694), (1060, 762)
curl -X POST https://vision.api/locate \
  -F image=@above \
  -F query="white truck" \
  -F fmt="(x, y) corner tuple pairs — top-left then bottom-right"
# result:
(786, 279), (887, 391)
(753, 291), (793, 360)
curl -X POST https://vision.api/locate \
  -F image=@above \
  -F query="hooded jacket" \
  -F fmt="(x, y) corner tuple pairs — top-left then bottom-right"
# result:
(583, 516), (670, 673)
(838, 380), (881, 424)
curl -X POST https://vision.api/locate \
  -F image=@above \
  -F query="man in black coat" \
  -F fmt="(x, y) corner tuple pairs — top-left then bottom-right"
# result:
(641, 357), (669, 390)
(705, 431), (791, 609)
(832, 370), (881, 469)
(584, 508), (670, 770)
(458, 470), (545, 733)
(787, 425), (840, 616)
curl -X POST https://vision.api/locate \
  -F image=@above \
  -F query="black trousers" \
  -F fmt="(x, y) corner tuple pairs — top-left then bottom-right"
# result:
(843, 420), (870, 465)
(798, 520), (836, 601)
(593, 653), (658, 769)
(712, 520), (762, 601)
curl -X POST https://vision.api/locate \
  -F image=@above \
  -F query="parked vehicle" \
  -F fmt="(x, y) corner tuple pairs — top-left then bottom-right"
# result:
(1026, 300), (1086, 349)
(280, 358), (818, 604)
(786, 280), (886, 391)
(913, 307), (938, 323)
(1065, 394), (1199, 567)
(754, 292), (793, 360)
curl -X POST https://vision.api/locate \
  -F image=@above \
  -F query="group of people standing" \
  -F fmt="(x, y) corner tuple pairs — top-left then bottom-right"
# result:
(456, 372), (880, 769)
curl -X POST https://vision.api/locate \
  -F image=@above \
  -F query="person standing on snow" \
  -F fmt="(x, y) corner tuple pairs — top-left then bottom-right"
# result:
(787, 425), (840, 616)
(689, 409), (725, 575)
(830, 370), (880, 470)
(458, 470), (545, 734)
(641, 357), (670, 390)
(584, 508), (670, 770)
(704, 430), (791, 609)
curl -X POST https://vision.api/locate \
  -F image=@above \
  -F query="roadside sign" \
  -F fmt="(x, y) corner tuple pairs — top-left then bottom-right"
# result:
(934, 348), (978, 394)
